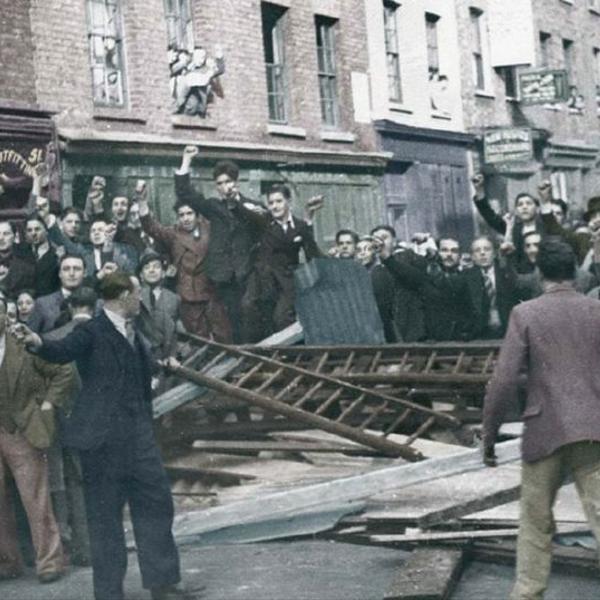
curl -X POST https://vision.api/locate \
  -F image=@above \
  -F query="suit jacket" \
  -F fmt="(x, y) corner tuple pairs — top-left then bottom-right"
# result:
(31, 246), (60, 297)
(483, 286), (600, 462)
(0, 251), (35, 298)
(140, 213), (214, 302)
(174, 173), (263, 284)
(29, 289), (66, 334)
(474, 197), (543, 273)
(137, 286), (181, 359)
(463, 262), (517, 338)
(382, 256), (475, 341)
(80, 242), (137, 277)
(34, 311), (155, 450)
(2, 335), (75, 449)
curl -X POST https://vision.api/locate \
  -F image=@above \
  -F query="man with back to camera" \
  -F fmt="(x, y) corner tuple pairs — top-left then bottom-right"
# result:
(13, 272), (190, 600)
(483, 237), (600, 599)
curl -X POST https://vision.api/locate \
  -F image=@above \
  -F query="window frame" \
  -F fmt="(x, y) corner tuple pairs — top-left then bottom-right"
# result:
(315, 15), (340, 128)
(163, 0), (194, 53)
(262, 2), (290, 124)
(469, 7), (486, 91)
(383, 1), (402, 103)
(86, 0), (127, 108)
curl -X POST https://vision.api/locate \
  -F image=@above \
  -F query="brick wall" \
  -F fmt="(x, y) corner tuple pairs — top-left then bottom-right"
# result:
(28, 0), (377, 153)
(0, 0), (36, 105)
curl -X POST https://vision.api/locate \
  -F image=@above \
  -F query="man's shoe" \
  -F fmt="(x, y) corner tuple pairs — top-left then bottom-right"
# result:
(38, 571), (63, 584)
(150, 582), (201, 599)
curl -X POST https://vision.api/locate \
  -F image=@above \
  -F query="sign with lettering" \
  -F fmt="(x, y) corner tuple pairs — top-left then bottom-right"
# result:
(484, 128), (533, 164)
(519, 69), (569, 105)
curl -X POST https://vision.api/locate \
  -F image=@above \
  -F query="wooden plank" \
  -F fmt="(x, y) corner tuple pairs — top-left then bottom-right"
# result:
(172, 439), (521, 540)
(189, 440), (380, 456)
(153, 322), (303, 417)
(384, 548), (464, 600)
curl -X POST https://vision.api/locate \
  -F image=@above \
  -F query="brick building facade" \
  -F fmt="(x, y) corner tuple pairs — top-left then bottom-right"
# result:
(0, 0), (389, 245)
(455, 0), (600, 218)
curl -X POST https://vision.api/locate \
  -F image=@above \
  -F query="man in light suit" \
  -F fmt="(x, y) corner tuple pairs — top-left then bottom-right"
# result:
(0, 298), (75, 584)
(483, 238), (600, 599)
(137, 249), (182, 360)
(16, 272), (188, 600)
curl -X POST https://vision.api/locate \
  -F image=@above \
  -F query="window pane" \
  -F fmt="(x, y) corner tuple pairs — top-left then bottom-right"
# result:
(262, 3), (289, 123)
(383, 2), (402, 102)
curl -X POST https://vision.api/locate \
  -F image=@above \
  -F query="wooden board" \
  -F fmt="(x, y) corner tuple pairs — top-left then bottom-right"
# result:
(172, 439), (521, 540)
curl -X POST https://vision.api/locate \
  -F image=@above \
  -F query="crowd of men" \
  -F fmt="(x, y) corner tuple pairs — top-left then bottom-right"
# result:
(3, 142), (600, 597)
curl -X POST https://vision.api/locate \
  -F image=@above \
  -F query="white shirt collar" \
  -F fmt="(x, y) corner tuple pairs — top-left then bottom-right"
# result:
(275, 214), (294, 231)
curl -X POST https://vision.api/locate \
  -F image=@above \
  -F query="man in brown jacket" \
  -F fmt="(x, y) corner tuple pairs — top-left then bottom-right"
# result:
(483, 238), (600, 600)
(0, 297), (75, 583)
(136, 181), (231, 342)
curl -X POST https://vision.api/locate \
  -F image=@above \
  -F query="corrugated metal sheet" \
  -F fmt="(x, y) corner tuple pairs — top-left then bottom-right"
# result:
(294, 258), (385, 345)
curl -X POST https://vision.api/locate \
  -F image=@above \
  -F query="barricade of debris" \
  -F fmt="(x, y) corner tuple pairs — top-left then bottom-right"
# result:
(150, 323), (597, 599)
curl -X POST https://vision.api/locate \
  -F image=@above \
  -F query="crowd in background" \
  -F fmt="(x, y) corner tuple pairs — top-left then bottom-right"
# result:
(3, 143), (600, 584)
(3, 147), (600, 362)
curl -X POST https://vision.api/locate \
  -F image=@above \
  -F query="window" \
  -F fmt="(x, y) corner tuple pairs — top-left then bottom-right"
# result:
(383, 1), (402, 102)
(539, 32), (551, 68)
(86, 0), (126, 107)
(425, 13), (440, 77)
(594, 48), (600, 114)
(591, 0), (600, 12)
(562, 38), (574, 81)
(315, 16), (339, 127)
(469, 8), (485, 90)
(498, 66), (518, 99)
(164, 0), (193, 53)
(262, 3), (289, 123)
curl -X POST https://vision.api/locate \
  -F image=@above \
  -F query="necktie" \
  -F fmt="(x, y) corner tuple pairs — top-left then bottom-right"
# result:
(483, 268), (496, 305)
(150, 288), (156, 309)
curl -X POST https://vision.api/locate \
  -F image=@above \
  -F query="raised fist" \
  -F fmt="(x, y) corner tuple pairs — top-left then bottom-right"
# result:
(537, 180), (553, 203)
(183, 146), (199, 159)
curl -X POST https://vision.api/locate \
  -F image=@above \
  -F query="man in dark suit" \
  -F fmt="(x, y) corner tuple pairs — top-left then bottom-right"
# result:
(463, 236), (517, 339)
(378, 236), (474, 341)
(483, 238), (600, 599)
(174, 145), (264, 342)
(15, 272), (186, 600)
(24, 214), (60, 297)
(239, 184), (323, 341)
(29, 253), (87, 333)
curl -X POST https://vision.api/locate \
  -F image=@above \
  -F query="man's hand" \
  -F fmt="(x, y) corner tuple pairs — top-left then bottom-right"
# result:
(373, 235), (391, 260)
(10, 323), (42, 349)
(471, 173), (485, 200)
(165, 264), (177, 278)
(104, 223), (117, 243)
(327, 246), (339, 258)
(96, 262), (118, 280)
(159, 356), (182, 371)
(0, 264), (8, 282)
(537, 180), (553, 205)
(483, 444), (498, 467)
(306, 195), (325, 223)
(178, 146), (199, 175)
(41, 400), (53, 411)
(499, 241), (516, 256)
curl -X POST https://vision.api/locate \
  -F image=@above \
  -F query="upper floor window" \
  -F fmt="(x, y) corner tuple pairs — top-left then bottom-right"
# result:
(425, 13), (440, 77)
(262, 2), (289, 123)
(383, 1), (402, 102)
(86, 0), (126, 107)
(539, 31), (551, 67)
(469, 8), (485, 90)
(164, 0), (194, 53)
(315, 16), (339, 127)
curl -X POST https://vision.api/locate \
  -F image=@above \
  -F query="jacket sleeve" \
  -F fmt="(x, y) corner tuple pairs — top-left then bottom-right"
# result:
(140, 213), (176, 251)
(33, 358), (77, 409)
(300, 222), (323, 261)
(35, 323), (94, 365)
(382, 254), (428, 291)
(473, 197), (507, 235)
(174, 173), (218, 220)
(482, 308), (528, 448)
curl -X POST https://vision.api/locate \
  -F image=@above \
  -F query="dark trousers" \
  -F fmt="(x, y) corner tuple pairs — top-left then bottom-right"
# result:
(216, 278), (245, 344)
(79, 415), (180, 600)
